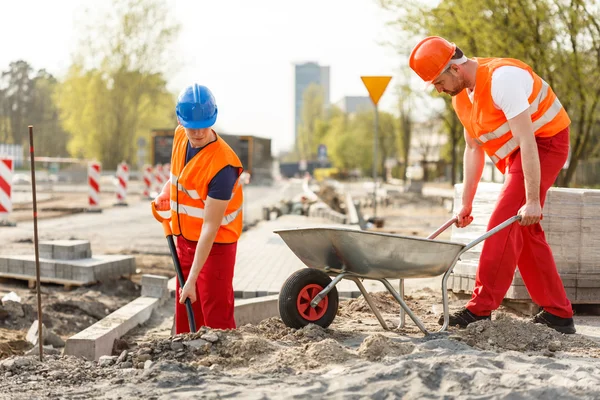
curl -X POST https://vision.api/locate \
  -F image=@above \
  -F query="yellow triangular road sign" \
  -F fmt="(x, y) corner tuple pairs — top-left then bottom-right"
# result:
(361, 76), (392, 105)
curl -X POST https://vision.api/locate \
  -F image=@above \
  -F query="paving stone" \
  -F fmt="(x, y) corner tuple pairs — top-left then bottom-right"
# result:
(141, 274), (169, 300)
(7, 258), (23, 275)
(64, 296), (160, 361)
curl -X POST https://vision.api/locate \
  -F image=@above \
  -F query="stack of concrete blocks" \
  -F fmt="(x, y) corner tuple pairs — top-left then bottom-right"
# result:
(448, 183), (600, 303)
(0, 240), (136, 286)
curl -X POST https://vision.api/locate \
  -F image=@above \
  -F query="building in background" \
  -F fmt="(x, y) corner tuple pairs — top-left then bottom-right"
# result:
(335, 96), (372, 114)
(294, 62), (330, 144)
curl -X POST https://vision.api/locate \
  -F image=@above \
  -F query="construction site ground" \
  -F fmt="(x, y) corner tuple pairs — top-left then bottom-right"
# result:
(1, 179), (600, 399)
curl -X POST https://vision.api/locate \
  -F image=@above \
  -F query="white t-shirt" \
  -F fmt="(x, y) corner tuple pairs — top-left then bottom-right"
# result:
(467, 66), (534, 120)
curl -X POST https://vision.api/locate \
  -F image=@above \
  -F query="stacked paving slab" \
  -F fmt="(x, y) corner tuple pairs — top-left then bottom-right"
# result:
(448, 183), (600, 303)
(0, 240), (135, 286)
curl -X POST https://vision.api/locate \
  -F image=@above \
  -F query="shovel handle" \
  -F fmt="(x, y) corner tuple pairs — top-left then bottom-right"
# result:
(152, 201), (196, 332)
(166, 235), (197, 333)
(151, 201), (173, 237)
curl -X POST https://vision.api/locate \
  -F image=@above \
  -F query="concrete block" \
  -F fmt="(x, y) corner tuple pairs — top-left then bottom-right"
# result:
(39, 249), (53, 260)
(577, 278), (600, 288)
(40, 261), (56, 278)
(8, 258), (24, 275)
(167, 277), (177, 293)
(505, 285), (531, 300)
(0, 258), (7, 273)
(71, 265), (96, 283)
(55, 263), (72, 280)
(40, 240), (92, 260)
(577, 288), (600, 303)
(234, 295), (279, 326)
(64, 296), (160, 361)
(22, 260), (36, 277)
(141, 274), (169, 300)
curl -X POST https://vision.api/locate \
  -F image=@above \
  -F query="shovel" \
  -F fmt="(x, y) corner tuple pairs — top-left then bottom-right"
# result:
(151, 201), (197, 333)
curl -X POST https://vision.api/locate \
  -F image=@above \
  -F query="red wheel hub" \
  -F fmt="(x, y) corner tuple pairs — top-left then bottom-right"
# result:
(296, 284), (328, 321)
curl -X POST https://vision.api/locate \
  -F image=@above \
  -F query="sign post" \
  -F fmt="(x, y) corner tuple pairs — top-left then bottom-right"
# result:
(360, 76), (392, 218)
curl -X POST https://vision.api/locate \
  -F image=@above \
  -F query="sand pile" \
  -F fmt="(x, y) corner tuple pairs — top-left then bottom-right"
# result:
(453, 313), (600, 357)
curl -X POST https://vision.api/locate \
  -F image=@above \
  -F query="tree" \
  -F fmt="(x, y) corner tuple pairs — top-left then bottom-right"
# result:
(0, 60), (34, 146)
(29, 70), (70, 157)
(0, 61), (68, 157)
(56, 0), (180, 168)
(296, 83), (326, 160)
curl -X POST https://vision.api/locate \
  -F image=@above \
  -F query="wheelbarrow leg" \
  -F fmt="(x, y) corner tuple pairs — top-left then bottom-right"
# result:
(310, 272), (346, 308)
(438, 268), (453, 332)
(350, 278), (390, 331)
(379, 278), (429, 335)
(397, 279), (405, 329)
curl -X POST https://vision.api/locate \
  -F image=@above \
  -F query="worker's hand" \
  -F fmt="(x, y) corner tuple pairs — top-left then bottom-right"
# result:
(518, 201), (542, 226)
(179, 280), (197, 304)
(456, 205), (474, 228)
(154, 191), (170, 211)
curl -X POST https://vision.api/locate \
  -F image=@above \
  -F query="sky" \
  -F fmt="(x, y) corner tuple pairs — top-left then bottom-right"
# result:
(0, 0), (415, 155)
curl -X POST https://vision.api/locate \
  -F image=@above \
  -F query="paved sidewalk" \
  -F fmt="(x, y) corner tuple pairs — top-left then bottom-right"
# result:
(233, 214), (443, 299)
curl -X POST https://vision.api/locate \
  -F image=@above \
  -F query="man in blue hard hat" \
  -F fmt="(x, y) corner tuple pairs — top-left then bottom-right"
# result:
(154, 84), (244, 333)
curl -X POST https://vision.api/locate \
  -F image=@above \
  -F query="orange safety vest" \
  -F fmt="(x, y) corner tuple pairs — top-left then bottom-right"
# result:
(169, 125), (244, 243)
(452, 58), (571, 173)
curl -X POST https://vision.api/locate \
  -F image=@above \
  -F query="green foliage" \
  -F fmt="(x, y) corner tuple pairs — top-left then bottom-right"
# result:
(56, 0), (179, 168)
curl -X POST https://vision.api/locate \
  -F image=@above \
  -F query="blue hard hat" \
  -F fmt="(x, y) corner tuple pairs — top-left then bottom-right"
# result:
(176, 84), (218, 129)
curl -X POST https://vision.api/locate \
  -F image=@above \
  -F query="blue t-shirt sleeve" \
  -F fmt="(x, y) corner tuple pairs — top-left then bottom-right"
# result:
(207, 166), (240, 200)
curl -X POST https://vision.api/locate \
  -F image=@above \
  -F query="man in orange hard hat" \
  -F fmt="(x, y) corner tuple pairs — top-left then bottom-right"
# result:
(409, 36), (575, 334)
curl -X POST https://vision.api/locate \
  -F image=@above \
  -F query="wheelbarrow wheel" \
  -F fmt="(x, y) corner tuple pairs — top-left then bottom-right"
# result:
(278, 268), (339, 329)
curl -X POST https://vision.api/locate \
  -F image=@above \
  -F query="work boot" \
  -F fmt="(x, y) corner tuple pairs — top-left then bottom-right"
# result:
(438, 308), (491, 328)
(532, 310), (576, 334)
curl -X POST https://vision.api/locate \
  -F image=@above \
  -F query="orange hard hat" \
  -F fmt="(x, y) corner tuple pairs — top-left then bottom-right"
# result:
(409, 36), (456, 83)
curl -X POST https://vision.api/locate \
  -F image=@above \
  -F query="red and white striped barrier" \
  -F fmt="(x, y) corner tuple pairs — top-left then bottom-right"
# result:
(115, 161), (129, 206)
(143, 164), (153, 199)
(88, 161), (101, 212)
(153, 164), (164, 195)
(0, 158), (14, 225)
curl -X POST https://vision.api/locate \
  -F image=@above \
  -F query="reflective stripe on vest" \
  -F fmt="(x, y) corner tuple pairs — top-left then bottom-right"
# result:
(171, 200), (242, 226)
(475, 80), (552, 145)
(487, 96), (564, 164)
(171, 173), (201, 200)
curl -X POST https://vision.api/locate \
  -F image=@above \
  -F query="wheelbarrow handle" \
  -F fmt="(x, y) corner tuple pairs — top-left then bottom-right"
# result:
(427, 217), (458, 240)
(461, 215), (522, 255)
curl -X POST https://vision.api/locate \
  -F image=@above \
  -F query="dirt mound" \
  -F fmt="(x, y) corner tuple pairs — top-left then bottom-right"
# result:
(238, 317), (295, 340)
(341, 292), (401, 314)
(453, 313), (600, 356)
(358, 334), (415, 361)
(306, 338), (353, 363)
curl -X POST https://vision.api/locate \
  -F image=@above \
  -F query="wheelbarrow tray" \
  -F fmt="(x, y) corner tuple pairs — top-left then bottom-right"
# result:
(275, 227), (466, 280)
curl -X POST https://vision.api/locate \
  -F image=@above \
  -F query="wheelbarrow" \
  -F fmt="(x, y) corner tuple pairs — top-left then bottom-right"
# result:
(275, 215), (520, 335)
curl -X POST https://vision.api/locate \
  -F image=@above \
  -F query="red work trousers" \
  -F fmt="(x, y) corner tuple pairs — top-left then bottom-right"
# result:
(174, 236), (237, 333)
(467, 127), (573, 318)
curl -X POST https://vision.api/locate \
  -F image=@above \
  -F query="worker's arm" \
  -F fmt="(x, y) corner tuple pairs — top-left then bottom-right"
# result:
(508, 110), (541, 226)
(457, 129), (485, 227)
(179, 196), (229, 304)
